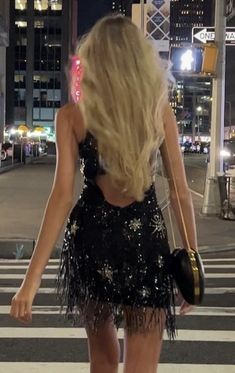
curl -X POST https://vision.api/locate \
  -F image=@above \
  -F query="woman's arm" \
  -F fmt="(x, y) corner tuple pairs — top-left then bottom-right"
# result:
(10, 104), (82, 322)
(22, 104), (79, 284)
(160, 104), (198, 251)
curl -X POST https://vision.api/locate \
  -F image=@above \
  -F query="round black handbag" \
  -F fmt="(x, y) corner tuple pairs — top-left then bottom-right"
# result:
(170, 248), (205, 305)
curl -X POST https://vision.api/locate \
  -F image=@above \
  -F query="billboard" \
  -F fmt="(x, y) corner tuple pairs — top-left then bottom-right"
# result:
(146, 0), (170, 52)
(132, 0), (170, 52)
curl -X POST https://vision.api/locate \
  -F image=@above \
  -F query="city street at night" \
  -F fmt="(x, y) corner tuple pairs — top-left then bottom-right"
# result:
(1, 0), (235, 372)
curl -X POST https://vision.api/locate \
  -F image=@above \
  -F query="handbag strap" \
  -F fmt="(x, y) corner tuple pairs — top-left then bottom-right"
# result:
(159, 138), (191, 252)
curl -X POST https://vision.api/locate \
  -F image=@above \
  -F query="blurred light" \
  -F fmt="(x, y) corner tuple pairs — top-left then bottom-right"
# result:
(10, 129), (17, 135)
(220, 150), (231, 158)
(197, 106), (203, 112)
(44, 127), (51, 134)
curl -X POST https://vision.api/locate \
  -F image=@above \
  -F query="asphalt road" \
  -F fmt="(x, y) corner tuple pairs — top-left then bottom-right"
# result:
(183, 154), (207, 196)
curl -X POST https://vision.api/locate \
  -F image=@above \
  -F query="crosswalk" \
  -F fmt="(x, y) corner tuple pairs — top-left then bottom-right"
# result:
(0, 252), (235, 372)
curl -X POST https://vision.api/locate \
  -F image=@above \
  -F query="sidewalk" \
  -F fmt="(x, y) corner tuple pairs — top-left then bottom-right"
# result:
(188, 192), (234, 252)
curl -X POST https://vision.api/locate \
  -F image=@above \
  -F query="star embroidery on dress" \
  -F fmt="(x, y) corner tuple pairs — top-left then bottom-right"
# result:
(157, 254), (164, 268)
(97, 264), (113, 281)
(151, 214), (166, 238)
(139, 286), (151, 298)
(129, 218), (142, 232)
(71, 221), (79, 235)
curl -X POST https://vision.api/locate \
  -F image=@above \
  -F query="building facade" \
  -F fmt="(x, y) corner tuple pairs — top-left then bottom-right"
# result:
(6, 0), (76, 130)
(5, 0), (133, 130)
(170, 0), (214, 45)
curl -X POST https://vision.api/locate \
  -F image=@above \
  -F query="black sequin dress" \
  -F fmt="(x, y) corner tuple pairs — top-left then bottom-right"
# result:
(56, 133), (176, 339)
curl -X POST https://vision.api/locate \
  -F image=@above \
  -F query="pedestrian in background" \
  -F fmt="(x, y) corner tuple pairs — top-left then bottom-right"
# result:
(10, 15), (197, 373)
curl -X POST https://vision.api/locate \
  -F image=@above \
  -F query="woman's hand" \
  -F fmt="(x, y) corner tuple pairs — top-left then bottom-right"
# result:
(176, 291), (195, 315)
(179, 299), (195, 315)
(10, 276), (41, 324)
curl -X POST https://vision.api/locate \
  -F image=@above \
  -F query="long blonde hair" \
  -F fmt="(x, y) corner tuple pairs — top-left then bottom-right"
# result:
(77, 15), (168, 201)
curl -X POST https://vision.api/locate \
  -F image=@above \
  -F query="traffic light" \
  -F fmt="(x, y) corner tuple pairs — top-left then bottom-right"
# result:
(170, 45), (218, 76)
(170, 46), (203, 74)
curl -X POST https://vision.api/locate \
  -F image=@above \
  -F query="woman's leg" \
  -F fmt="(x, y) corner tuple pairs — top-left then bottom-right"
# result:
(85, 317), (120, 373)
(123, 308), (165, 373)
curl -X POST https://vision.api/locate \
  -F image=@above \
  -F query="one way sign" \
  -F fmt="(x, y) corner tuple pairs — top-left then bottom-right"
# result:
(192, 27), (235, 46)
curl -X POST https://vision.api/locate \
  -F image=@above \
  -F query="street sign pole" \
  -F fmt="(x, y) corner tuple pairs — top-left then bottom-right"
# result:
(140, 0), (145, 33)
(202, 0), (226, 215)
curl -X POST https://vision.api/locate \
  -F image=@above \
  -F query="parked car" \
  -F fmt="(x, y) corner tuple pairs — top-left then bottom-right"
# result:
(1, 143), (13, 161)
(1, 143), (26, 163)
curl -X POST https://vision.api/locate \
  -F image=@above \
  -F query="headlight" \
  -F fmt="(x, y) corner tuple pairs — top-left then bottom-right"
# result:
(220, 150), (231, 158)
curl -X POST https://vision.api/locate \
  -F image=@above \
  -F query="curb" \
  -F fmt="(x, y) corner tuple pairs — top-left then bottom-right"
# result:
(0, 157), (35, 174)
(198, 243), (235, 253)
(0, 239), (61, 259)
(0, 162), (23, 174)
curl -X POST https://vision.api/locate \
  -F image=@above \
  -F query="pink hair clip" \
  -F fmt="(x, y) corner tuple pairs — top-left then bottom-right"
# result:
(70, 55), (83, 103)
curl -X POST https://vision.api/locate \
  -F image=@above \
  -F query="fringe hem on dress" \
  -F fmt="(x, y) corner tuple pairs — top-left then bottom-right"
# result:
(55, 235), (177, 341)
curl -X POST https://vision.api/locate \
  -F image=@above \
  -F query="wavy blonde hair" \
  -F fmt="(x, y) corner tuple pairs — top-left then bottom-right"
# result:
(77, 15), (168, 201)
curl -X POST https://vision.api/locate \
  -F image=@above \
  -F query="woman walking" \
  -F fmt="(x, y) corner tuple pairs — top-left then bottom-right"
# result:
(10, 15), (197, 373)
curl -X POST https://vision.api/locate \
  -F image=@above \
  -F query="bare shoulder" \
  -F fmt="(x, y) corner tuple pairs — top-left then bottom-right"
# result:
(56, 103), (85, 142)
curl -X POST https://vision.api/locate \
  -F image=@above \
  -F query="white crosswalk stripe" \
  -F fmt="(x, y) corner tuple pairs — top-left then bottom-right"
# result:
(1, 272), (235, 279)
(0, 363), (234, 373)
(0, 253), (235, 372)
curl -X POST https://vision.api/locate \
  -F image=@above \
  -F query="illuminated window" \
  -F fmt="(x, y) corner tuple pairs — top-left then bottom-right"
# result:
(15, 21), (27, 28)
(15, 0), (27, 11)
(34, 0), (62, 12)
(34, 20), (44, 28)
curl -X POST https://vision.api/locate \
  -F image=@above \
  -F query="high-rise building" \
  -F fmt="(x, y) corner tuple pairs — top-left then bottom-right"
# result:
(6, 0), (76, 130)
(170, 0), (214, 45)
(5, 0), (133, 130)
